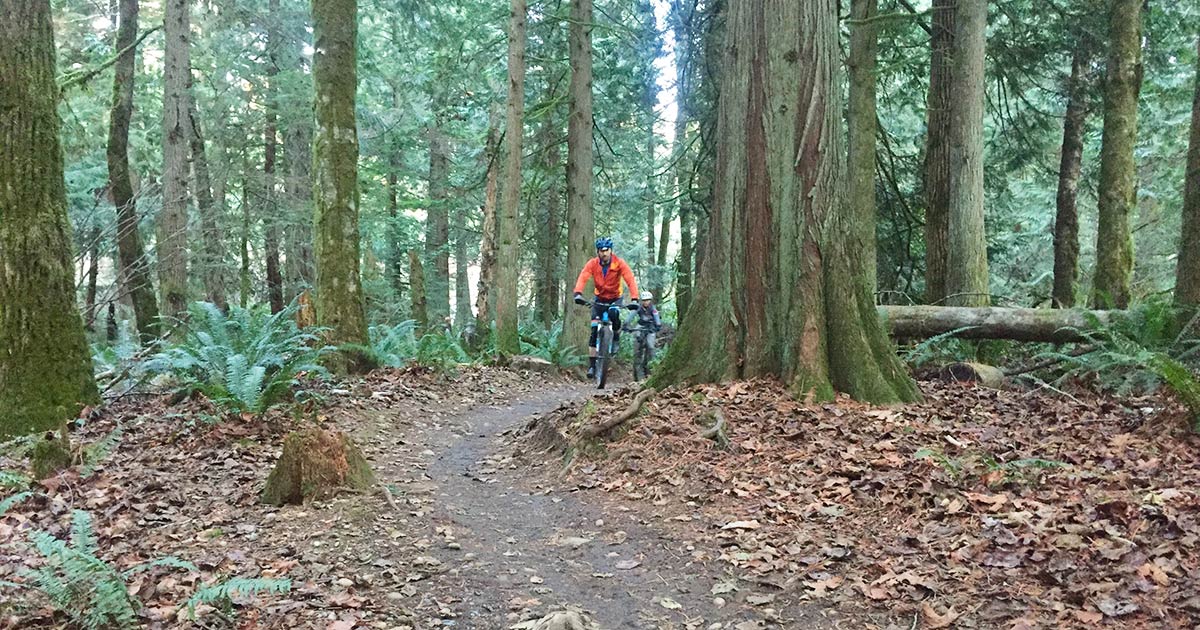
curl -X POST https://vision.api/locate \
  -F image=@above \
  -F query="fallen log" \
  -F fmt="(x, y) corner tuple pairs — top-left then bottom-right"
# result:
(879, 305), (1113, 343)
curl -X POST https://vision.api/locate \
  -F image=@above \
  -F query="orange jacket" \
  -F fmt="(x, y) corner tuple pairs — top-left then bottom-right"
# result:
(573, 255), (639, 302)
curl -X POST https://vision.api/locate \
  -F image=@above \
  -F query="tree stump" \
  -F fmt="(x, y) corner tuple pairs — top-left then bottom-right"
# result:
(261, 429), (376, 505)
(940, 362), (1007, 389)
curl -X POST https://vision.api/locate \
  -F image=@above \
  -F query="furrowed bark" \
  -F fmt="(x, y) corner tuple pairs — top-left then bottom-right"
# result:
(495, 0), (527, 356)
(563, 0), (597, 355)
(1053, 49), (1090, 309)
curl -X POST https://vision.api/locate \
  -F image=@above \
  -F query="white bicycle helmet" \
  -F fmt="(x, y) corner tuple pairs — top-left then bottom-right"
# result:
(639, 291), (653, 301)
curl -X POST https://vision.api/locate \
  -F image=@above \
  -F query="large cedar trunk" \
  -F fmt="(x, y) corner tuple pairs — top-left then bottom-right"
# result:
(409, 249), (429, 330)
(0, 0), (99, 436)
(312, 0), (369, 352)
(425, 101), (452, 323)
(495, 0), (527, 356)
(848, 0), (879, 294)
(1052, 49), (1091, 309)
(1092, 0), (1143, 309)
(563, 0), (597, 355)
(651, 0), (918, 404)
(1176, 36), (1200, 307)
(107, 0), (160, 342)
(945, 0), (989, 307)
(923, 0), (954, 304)
(160, 0), (192, 318)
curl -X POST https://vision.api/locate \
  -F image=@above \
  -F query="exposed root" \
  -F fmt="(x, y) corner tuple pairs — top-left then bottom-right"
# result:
(578, 387), (656, 439)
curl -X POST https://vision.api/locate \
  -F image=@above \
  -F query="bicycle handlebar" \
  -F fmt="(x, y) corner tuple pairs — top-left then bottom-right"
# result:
(577, 300), (638, 310)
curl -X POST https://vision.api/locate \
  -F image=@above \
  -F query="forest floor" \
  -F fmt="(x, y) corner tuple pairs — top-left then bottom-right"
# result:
(2, 366), (1198, 629)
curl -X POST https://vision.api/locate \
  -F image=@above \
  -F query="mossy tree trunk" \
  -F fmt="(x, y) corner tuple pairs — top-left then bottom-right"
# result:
(1176, 35), (1200, 307)
(1053, 49), (1092, 309)
(312, 0), (369, 354)
(0, 0), (99, 437)
(107, 0), (160, 342)
(669, 0), (694, 317)
(649, 0), (919, 405)
(495, 0), (527, 357)
(475, 104), (501, 336)
(188, 81), (226, 311)
(534, 113), (563, 328)
(264, 0), (285, 314)
(563, 0), (597, 355)
(425, 89), (452, 324)
(409, 249), (429, 331)
(1092, 0), (1143, 309)
(945, 0), (989, 307)
(848, 0), (879, 295)
(160, 0), (193, 318)
(923, 0), (954, 304)
(282, 6), (315, 301)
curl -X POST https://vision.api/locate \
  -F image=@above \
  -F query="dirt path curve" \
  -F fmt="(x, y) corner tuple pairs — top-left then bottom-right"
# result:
(365, 385), (837, 630)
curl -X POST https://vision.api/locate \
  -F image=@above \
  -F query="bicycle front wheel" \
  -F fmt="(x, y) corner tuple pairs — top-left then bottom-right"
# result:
(597, 325), (613, 389)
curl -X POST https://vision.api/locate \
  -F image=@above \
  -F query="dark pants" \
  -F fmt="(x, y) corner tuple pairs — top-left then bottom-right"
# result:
(588, 300), (623, 349)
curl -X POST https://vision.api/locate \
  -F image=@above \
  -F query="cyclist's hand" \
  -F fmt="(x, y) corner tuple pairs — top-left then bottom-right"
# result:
(573, 294), (586, 305)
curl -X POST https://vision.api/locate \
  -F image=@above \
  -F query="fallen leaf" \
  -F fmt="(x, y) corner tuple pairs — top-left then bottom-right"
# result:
(745, 593), (775, 606)
(921, 602), (960, 629)
(658, 597), (682, 610)
(615, 560), (641, 570)
(721, 520), (761, 530)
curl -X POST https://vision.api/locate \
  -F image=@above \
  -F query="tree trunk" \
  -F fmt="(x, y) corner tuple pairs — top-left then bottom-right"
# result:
(563, 0), (597, 355)
(282, 4), (314, 301)
(425, 97), (451, 324)
(945, 0), (989, 307)
(880, 305), (1111, 343)
(923, 0), (954, 304)
(409, 249), (429, 330)
(160, 0), (193, 318)
(475, 107), (501, 335)
(84, 222), (100, 331)
(240, 150), (252, 308)
(0, 0), (99, 436)
(495, 0), (527, 357)
(676, 203), (693, 319)
(1092, 0), (1143, 309)
(1176, 36), (1200, 307)
(1053, 49), (1091, 308)
(649, 0), (918, 404)
(312, 0), (369, 355)
(534, 115), (562, 328)
(264, 0), (284, 313)
(848, 0), (879, 294)
(453, 207), (473, 328)
(188, 86), (226, 310)
(107, 0), (160, 341)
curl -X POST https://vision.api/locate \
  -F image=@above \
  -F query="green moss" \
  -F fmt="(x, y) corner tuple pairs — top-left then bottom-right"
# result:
(31, 433), (72, 480)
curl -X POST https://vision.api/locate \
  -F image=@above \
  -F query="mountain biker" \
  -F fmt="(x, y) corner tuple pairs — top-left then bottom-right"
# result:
(629, 291), (662, 374)
(573, 237), (640, 379)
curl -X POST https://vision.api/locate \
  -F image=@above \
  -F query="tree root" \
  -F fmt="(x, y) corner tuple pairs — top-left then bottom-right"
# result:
(578, 387), (656, 439)
(698, 409), (729, 448)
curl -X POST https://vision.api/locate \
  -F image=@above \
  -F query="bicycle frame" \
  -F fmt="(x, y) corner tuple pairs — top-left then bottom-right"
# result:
(591, 304), (621, 354)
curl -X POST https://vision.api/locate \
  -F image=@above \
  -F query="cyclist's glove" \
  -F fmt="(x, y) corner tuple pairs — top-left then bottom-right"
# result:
(573, 293), (586, 305)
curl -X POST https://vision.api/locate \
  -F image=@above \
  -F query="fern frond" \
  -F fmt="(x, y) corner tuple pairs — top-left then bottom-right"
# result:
(122, 556), (197, 578)
(185, 577), (291, 617)
(0, 491), (32, 516)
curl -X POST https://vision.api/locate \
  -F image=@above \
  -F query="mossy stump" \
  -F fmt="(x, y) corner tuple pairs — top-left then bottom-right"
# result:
(30, 430), (72, 480)
(261, 429), (376, 506)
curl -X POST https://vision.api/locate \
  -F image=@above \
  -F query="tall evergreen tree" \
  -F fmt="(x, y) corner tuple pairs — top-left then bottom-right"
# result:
(160, 0), (194, 317)
(495, 0), (527, 356)
(923, 0), (954, 304)
(1052, 48), (1093, 308)
(1092, 0), (1143, 308)
(563, 0), (597, 355)
(945, 0), (989, 307)
(312, 0), (369, 362)
(107, 0), (161, 341)
(0, 0), (98, 436)
(1177, 35), (1200, 307)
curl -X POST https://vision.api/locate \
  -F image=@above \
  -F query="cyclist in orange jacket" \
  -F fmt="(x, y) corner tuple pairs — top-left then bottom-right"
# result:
(573, 237), (640, 378)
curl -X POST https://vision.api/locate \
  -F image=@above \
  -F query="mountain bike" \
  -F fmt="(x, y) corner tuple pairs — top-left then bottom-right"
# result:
(578, 300), (637, 389)
(629, 325), (654, 382)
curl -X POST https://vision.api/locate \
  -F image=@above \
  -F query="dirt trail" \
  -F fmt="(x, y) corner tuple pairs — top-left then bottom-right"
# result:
(358, 385), (838, 630)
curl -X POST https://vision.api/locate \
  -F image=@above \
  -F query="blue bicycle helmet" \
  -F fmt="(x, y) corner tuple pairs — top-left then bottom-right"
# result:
(595, 236), (614, 251)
